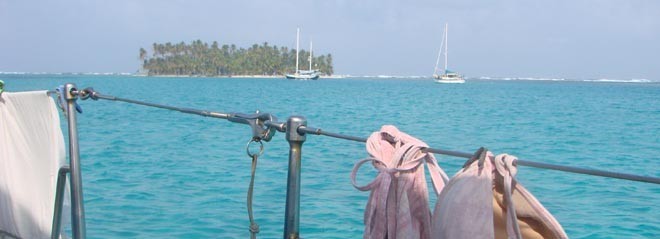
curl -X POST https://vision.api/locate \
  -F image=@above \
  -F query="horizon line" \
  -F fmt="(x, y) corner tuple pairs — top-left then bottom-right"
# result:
(0, 71), (654, 82)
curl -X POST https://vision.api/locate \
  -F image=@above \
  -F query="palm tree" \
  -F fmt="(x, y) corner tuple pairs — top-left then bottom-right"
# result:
(152, 43), (158, 57)
(141, 40), (333, 76)
(139, 48), (147, 61)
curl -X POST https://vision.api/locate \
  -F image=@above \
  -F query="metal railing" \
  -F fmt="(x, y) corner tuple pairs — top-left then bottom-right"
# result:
(46, 84), (86, 239)
(43, 83), (660, 239)
(51, 166), (70, 239)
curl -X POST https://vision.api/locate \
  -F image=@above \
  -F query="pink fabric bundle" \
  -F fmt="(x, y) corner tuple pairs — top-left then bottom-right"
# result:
(351, 125), (449, 239)
(431, 149), (568, 239)
(352, 126), (567, 238)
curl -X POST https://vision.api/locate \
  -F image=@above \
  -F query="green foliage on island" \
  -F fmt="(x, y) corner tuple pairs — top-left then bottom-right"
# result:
(140, 40), (333, 76)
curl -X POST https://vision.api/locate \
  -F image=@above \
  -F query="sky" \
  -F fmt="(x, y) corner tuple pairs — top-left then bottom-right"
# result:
(1, 0), (659, 79)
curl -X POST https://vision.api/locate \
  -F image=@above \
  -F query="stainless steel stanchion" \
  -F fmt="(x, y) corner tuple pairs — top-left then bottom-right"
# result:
(283, 116), (306, 239)
(64, 83), (86, 239)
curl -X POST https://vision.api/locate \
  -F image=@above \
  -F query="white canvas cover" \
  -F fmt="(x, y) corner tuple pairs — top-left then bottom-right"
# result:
(1, 91), (68, 238)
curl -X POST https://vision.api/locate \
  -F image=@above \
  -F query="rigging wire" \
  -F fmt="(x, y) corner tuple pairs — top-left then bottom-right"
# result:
(73, 88), (660, 185)
(300, 126), (660, 185)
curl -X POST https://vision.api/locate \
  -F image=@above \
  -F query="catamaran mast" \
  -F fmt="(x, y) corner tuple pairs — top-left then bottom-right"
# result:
(444, 23), (448, 73)
(295, 28), (300, 74)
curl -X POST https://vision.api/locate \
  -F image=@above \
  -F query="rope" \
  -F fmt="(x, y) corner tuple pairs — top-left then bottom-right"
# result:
(247, 154), (260, 239)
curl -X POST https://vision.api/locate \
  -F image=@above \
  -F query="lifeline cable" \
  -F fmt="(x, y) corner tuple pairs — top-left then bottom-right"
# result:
(299, 126), (660, 185)
(86, 89), (230, 119)
(68, 88), (660, 185)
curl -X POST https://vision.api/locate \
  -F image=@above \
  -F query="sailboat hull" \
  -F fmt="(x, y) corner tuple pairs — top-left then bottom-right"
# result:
(434, 78), (465, 84)
(286, 74), (320, 80)
(285, 28), (320, 80)
(434, 74), (465, 84)
(433, 23), (465, 84)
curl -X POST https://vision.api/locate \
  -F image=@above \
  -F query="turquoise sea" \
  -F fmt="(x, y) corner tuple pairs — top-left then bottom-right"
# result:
(3, 74), (659, 238)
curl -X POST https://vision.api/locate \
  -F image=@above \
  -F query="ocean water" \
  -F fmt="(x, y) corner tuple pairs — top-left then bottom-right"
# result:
(3, 74), (659, 238)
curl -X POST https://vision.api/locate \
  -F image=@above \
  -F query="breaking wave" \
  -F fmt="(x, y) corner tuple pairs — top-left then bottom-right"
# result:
(473, 76), (657, 83)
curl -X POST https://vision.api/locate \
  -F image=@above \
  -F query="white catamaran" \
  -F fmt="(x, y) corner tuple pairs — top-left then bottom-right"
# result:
(433, 23), (465, 84)
(286, 28), (319, 80)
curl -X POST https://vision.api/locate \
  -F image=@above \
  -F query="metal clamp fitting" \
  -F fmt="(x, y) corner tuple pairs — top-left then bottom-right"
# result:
(78, 87), (95, 100)
(228, 112), (278, 142)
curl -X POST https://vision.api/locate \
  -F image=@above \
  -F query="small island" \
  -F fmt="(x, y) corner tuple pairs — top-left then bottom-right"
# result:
(139, 40), (333, 77)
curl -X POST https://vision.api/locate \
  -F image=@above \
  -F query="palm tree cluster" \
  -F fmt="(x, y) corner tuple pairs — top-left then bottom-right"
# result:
(140, 40), (333, 76)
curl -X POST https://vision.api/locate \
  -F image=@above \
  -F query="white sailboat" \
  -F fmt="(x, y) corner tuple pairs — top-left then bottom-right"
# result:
(433, 23), (465, 84)
(286, 28), (319, 80)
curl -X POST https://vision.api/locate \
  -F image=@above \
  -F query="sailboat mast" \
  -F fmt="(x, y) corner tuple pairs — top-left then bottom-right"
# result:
(433, 24), (447, 76)
(444, 23), (448, 73)
(295, 28), (300, 74)
(309, 41), (313, 71)
(433, 35), (443, 75)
